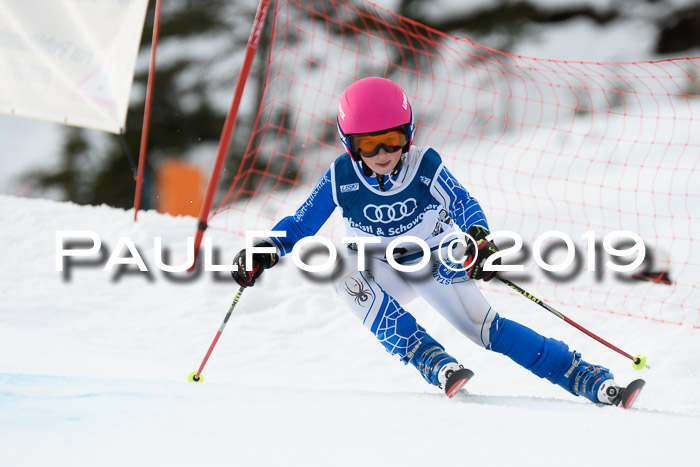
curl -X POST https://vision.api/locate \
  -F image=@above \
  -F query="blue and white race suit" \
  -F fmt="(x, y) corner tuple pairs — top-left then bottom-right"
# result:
(268, 146), (496, 352)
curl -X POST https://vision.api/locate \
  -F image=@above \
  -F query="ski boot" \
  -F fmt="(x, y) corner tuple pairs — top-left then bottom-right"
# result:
(411, 341), (474, 398)
(564, 356), (646, 409)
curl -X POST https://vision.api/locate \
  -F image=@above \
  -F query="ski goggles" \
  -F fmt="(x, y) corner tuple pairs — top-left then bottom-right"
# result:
(351, 127), (408, 158)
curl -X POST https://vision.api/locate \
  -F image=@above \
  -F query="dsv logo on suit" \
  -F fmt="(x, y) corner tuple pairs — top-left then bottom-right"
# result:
(364, 198), (418, 223)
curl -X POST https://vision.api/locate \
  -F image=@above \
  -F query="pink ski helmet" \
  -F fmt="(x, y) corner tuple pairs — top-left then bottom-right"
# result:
(337, 77), (415, 161)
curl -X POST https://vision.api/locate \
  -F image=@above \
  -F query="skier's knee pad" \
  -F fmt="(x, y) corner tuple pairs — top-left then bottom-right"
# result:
(488, 315), (573, 383)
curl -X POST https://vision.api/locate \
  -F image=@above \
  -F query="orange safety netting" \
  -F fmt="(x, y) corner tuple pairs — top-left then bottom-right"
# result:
(203, 0), (700, 327)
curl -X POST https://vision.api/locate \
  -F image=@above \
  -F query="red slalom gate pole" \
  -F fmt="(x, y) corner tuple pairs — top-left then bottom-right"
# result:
(188, 286), (246, 382)
(189, 0), (272, 270)
(497, 276), (649, 370)
(133, 0), (163, 221)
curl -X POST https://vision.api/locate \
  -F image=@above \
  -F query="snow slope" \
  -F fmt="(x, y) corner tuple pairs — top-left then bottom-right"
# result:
(1, 195), (698, 466)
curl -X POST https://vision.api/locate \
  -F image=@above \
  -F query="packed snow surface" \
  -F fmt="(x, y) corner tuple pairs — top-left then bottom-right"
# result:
(0, 195), (698, 466)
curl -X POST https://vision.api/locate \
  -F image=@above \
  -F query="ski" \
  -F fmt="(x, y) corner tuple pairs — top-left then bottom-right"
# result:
(445, 368), (474, 398)
(618, 379), (645, 409)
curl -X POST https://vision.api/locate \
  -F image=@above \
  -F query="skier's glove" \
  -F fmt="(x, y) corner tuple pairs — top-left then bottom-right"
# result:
(232, 241), (279, 288)
(464, 225), (500, 282)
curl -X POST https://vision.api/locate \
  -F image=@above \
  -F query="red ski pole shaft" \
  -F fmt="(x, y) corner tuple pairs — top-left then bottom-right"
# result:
(497, 276), (644, 366)
(190, 286), (246, 382)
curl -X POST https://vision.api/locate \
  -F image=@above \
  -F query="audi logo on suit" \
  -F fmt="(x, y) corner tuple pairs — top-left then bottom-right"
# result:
(363, 199), (418, 223)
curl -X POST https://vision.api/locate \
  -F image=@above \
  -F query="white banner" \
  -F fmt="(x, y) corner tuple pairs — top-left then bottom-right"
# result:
(0, 0), (149, 134)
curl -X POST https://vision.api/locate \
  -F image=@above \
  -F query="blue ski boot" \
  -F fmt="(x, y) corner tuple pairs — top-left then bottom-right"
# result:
(558, 352), (618, 404)
(409, 337), (474, 397)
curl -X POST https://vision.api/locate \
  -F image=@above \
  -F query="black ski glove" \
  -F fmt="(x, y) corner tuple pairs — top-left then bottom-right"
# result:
(232, 241), (279, 288)
(464, 225), (501, 282)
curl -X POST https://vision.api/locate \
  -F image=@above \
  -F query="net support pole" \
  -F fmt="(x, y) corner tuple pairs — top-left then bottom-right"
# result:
(190, 0), (271, 269)
(133, 0), (163, 221)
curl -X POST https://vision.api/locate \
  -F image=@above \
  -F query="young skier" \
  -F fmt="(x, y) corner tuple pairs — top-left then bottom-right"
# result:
(232, 77), (630, 403)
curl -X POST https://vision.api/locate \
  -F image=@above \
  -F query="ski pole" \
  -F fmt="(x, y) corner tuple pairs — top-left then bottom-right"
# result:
(188, 286), (246, 382)
(496, 276), (649, 370)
